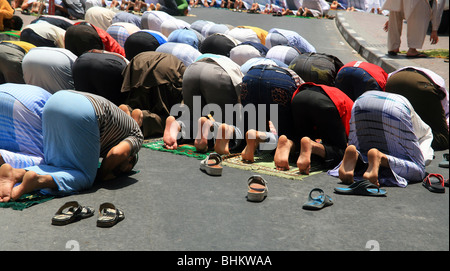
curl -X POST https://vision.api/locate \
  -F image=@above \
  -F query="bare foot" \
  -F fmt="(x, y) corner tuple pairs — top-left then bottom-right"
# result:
(163, 116), (181, 150)
(214, 123), (234, 155)
(297, 137), (312, 175)
(338, 145), (358, 184)
(0, 164), (17, 202)
(274, 135), (293, 171)
(11, 171), (56, 201)
(131, 109), (143, 127)
(363, 148), (388, 186)
(194, 117), (213, 153)
(241, 130), (265, 162)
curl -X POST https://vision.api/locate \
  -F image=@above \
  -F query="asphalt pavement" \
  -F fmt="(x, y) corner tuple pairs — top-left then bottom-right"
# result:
(0, 7), (448, 254)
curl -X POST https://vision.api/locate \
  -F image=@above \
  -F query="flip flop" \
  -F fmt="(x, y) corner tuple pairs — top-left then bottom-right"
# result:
(422, 173), (445, 193)
(387, 51), (398, 56)
(200, 152), (223, 176)
(52, 201), (94, 226)
(438, 153), (449, 168)
(247, 175), (268, 202)
(302, 188), (333, 210)
(97, 203), (125, 228)
(406, 53), (428, 58)
(334, 180), (387, 197)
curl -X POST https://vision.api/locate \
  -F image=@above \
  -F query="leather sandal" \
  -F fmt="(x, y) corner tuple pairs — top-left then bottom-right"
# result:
(200, 152), (223, 176)
(52, 201), (94, 226)
(247, 175), (268, 202)
(97, 203), (125, 228)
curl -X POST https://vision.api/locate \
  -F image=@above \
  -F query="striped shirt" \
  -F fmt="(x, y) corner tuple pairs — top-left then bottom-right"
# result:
(76, 91), (144, 158)
(0, 83), (51, 168)
(328, 90), (433, 187)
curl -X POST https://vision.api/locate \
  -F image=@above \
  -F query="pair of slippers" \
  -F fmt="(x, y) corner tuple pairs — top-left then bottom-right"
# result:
(302, 180), (387, 210)
(51, 201), (124, 227)
(423, 173), (447, 193)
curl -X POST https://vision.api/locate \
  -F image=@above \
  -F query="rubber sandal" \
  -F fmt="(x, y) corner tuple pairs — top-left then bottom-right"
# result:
(200, 152), (223, 176)
(387, 51), (398, 56)
(247, 175), (268, 202)
(52, 201), (94, 226)
(422, 173), (445, 193)
(302, 188), (333, 210)
(97, 203), (125, 228)
(334, 180), (387, 197)
(445, 178), (449, 187)
(438, 153), (449, 168)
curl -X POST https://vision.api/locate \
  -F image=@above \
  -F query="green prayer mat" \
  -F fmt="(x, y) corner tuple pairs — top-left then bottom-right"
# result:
(0, 191), (54, 211)
(142, 139), (209, 160)
(221, 153), (324, 181)
(142, 140), (324, 180)
(400, 49), (449, 59)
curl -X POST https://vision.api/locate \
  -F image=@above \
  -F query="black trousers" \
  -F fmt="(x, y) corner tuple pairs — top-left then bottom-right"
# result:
(291, 86), (348, 168)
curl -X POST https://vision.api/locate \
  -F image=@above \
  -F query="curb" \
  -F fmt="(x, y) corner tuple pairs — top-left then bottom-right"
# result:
(335, 12), (416, 73)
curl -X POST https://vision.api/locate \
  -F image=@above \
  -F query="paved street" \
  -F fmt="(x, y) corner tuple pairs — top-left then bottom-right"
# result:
(0, 7), (448, 254)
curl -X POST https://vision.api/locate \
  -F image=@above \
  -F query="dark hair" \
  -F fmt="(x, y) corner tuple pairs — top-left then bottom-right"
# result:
(11, 15), (23, 30)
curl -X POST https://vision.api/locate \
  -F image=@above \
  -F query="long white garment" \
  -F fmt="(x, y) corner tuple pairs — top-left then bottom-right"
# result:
(328, 91), (433, 187)
(382, 0), (445, 30)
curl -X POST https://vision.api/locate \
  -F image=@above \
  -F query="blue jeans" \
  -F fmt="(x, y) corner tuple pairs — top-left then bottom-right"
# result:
(241, 65), (298, 137)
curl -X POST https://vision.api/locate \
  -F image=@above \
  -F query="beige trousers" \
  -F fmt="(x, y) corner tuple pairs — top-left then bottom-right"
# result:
(387, 0), (431, 51)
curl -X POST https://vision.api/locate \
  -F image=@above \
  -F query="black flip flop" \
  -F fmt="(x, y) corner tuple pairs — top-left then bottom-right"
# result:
(387, 51), (398, 56)
(422, 173), (445, 193)
(97, 203), (125, 228)
(302, 188), (333, 210)
(334, 180), (387, 197)
(52, 201), (94, 226)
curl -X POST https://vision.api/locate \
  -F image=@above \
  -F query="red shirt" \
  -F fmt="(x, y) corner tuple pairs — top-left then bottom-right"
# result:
(292, 82), (354, 136)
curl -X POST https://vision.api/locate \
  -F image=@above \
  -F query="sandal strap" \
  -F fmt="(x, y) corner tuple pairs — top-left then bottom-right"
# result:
(206, 153), (222, 166)
(308, 188), (325, 201)
(424, 173), (444, 186)
(55, 201), (82, 216)
(247, 175), (268, 187)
